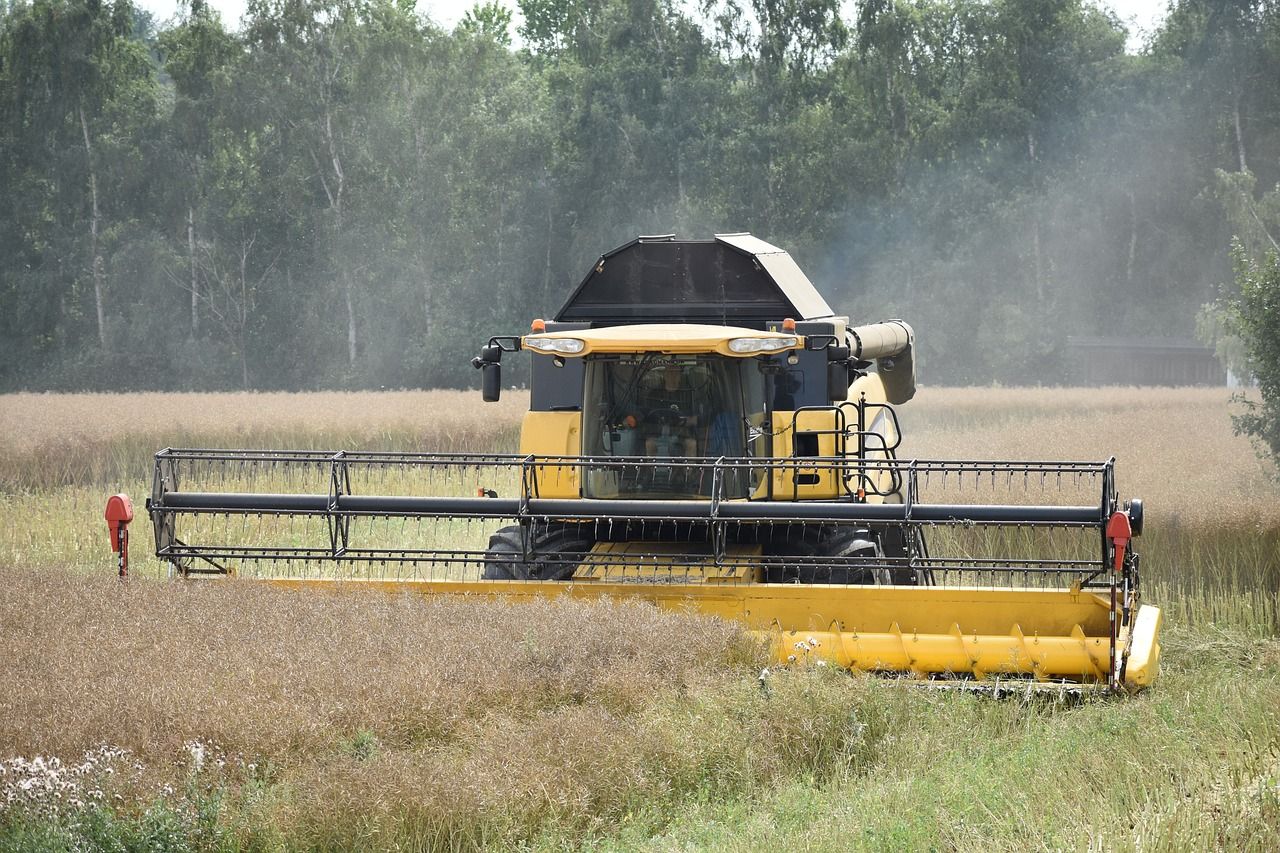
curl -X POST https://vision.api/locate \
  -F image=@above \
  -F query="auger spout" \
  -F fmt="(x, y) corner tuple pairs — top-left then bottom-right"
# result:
(848, 320), (915, 403)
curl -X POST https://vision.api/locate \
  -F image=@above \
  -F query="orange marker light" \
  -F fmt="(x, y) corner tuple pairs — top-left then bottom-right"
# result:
(531, 318), (546, 333)
(782, 317), (796, 332)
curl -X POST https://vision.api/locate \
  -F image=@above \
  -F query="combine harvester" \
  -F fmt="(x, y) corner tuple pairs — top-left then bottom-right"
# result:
(143, 234), (1161, 692)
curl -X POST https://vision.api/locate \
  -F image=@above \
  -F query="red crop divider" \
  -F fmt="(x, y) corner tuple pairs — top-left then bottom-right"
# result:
(105, 494), (134, 577)
(1105, 510), (1133, 690)
(1106, 511), (1132, 574)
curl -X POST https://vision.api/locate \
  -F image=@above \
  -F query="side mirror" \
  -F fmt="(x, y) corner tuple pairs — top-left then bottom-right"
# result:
(481, 363), (502, 402)
(827, 346), (851, 403)
(472, 343), (503, 402)
(827, 362), (850, 403)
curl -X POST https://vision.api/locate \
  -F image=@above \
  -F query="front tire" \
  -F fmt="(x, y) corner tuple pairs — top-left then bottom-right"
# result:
(763, 525), (888, 584)
(482, 523), (595, 580)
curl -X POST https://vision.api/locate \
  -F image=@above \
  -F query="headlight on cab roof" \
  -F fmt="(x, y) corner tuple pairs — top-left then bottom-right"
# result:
(728, 336), (799, 354)
(525, 336), (586, 354)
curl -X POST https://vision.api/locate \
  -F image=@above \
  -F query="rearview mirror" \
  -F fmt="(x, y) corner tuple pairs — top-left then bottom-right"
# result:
(481, 362), (502, 402)
(828, 361), (850, 403)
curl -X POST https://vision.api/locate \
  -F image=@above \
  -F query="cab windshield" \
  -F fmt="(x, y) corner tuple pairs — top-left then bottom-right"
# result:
(581, 354), (765, 498)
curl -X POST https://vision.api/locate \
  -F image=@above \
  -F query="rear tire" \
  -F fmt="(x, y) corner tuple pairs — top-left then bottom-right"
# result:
(482, 523), (595, 580)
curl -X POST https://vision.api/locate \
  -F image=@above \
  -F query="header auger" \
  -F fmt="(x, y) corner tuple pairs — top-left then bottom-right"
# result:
(145, 233), (1161, 692)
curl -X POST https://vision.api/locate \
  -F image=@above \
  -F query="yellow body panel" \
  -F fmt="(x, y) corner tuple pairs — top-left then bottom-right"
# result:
(523, 323), (803, 357)
(768, 410), (846, 500)
(846, 372), (900, 496)
(756, 403), (897, 501)
(518, 411), (581, 498)
(849, 371), (888, 404)
(265, 577), (1160, 688)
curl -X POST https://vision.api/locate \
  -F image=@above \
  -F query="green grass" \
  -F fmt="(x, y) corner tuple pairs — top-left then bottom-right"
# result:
(599, 637), (1280, 852)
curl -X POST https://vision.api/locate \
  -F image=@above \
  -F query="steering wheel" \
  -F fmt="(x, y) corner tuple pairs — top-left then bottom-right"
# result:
(647, 405), (685, 426)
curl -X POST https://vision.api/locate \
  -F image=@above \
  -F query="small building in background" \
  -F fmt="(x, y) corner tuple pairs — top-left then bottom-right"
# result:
(1065, 336), (1226, 386)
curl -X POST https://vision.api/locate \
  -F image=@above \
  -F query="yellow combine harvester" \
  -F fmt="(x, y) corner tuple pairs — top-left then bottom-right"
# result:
(147, 234), (1161, 691)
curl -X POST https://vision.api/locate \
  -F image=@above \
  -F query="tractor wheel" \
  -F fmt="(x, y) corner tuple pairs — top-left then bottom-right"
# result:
(808, 526), (889, 585)
(482, 523), (595, 580)
(763, 525), (887, 585)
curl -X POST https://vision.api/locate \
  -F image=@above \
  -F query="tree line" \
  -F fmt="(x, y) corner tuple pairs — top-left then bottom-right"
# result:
(1, 0), (1278, 392)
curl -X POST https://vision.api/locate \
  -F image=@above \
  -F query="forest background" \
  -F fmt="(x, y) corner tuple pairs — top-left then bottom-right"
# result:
(2, 0), (1278, 392)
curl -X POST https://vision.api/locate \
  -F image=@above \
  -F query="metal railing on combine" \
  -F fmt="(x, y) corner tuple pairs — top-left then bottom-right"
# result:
(148, 448), (1125, 593)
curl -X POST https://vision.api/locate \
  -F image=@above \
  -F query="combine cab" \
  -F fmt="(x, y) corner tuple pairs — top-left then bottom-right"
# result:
(147, 234), (1161, 691)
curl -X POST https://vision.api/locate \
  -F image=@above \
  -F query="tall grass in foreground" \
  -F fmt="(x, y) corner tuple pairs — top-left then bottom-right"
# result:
(0, 567), (1277, 851)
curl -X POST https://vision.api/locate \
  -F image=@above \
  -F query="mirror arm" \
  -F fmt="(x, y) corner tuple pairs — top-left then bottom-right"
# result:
(488, 336), (522, 353)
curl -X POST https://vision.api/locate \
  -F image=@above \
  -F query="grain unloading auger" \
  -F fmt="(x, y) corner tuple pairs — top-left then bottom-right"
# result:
(146, 234), (1162, 692)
